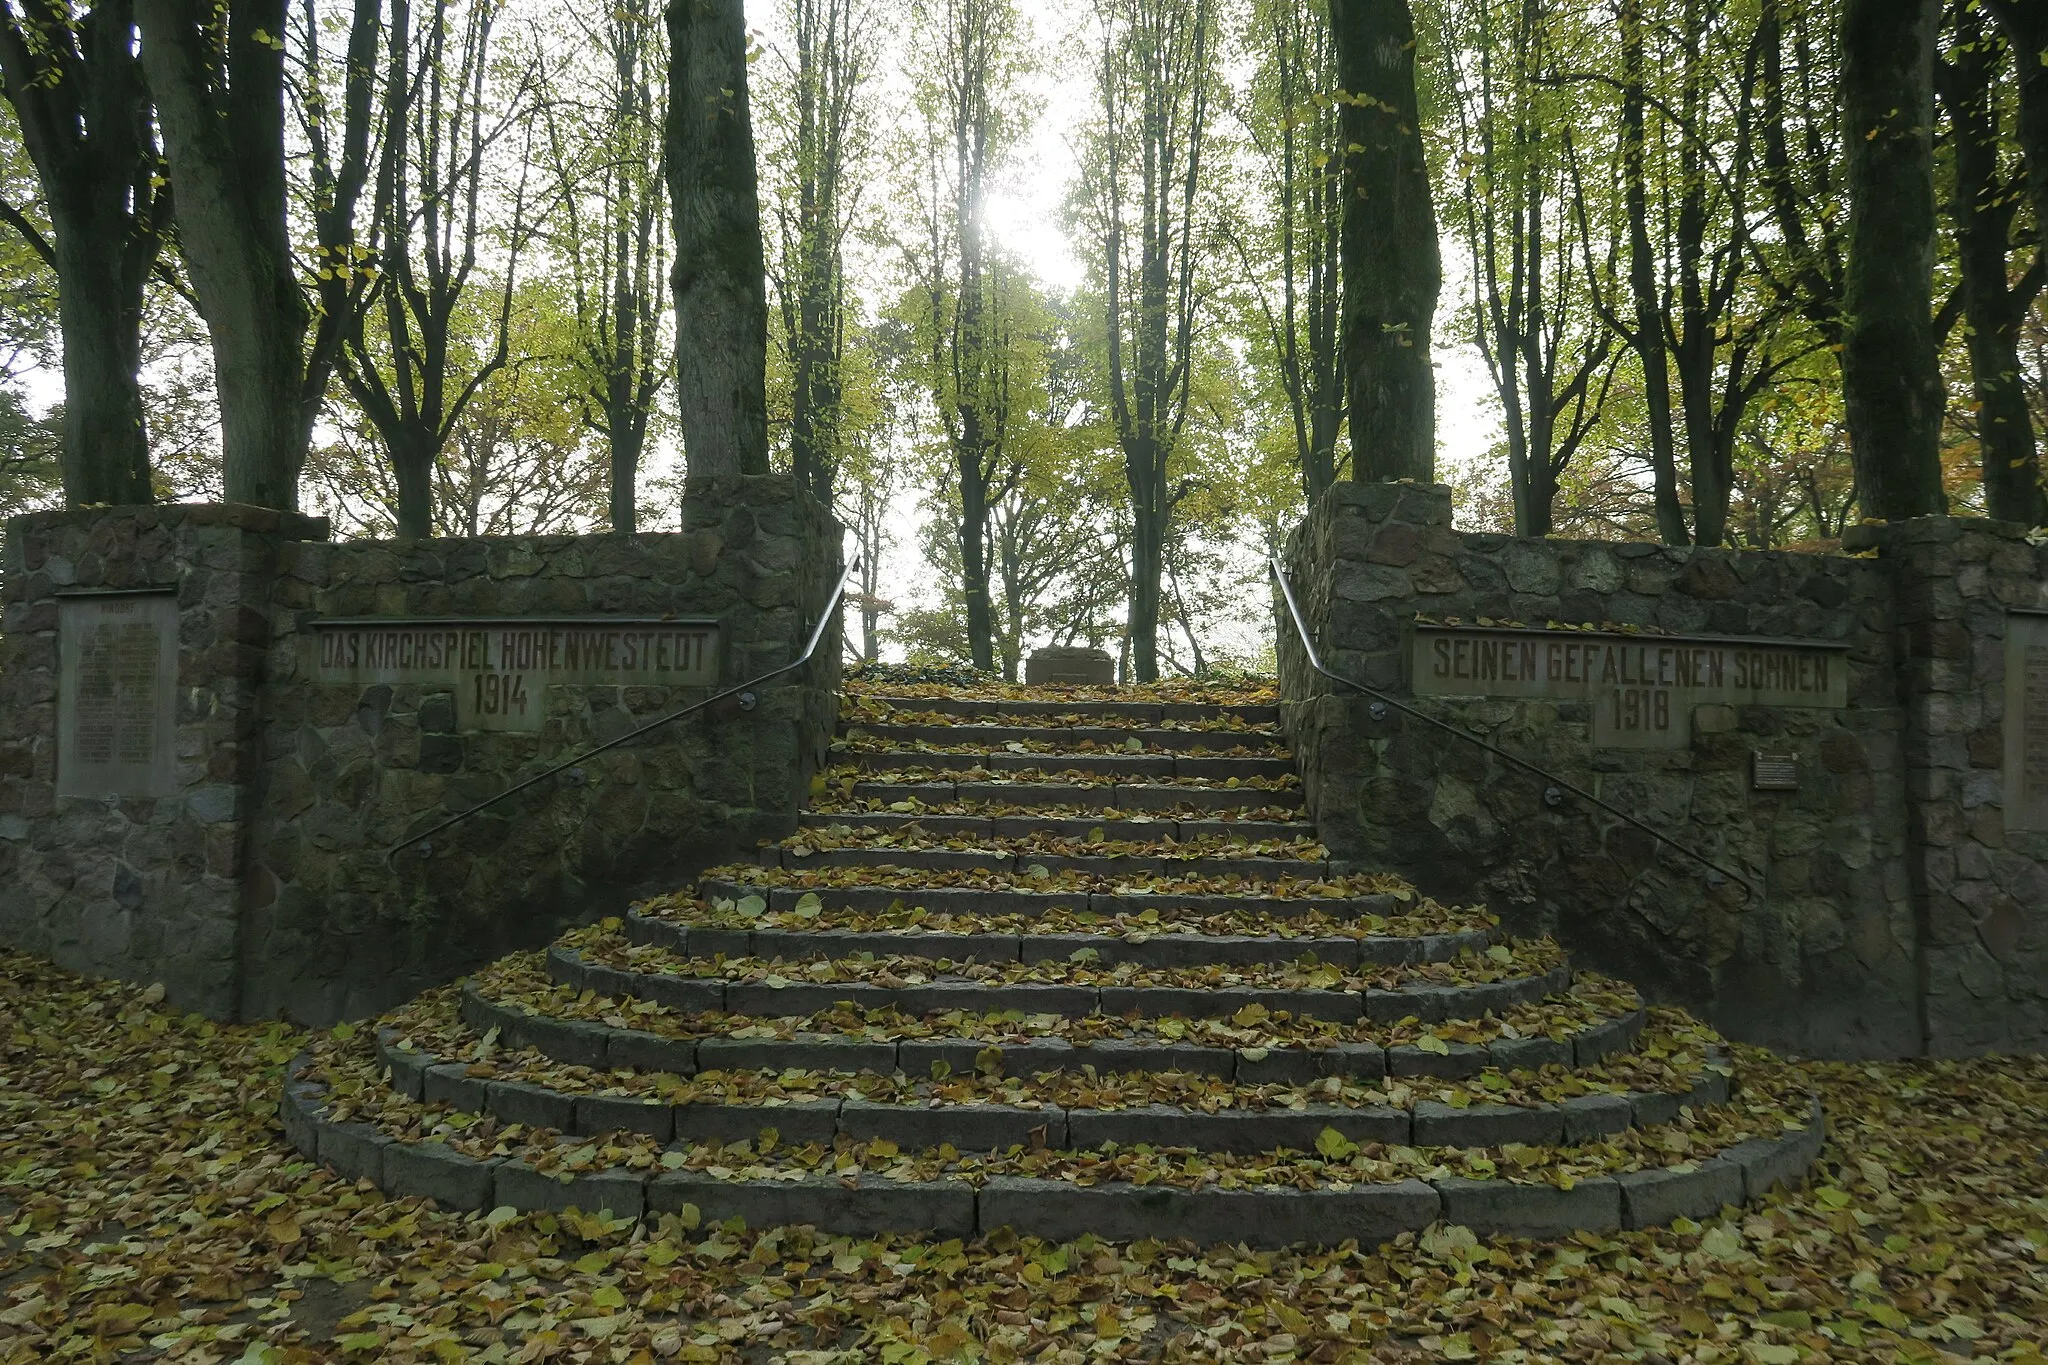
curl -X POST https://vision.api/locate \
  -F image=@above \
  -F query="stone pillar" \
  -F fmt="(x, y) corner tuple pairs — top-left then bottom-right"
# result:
(1872, 517), (2048, 1054)
(0, 505), (327, 1016)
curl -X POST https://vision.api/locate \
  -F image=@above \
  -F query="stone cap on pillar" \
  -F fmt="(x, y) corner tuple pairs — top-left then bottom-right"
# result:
(1025, 646), (1116, 687)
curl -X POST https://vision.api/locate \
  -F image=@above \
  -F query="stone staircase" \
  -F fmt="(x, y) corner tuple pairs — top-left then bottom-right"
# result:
(282, 678), (1824, 1247)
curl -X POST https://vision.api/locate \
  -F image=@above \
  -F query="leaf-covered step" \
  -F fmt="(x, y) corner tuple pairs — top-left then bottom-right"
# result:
(756, 846), (1332, 881)
(546, 928), (1573, 1024)
(796, 809), (1318, 843)
(823, 777), (1305, 813)
(848, 693), (1281, 726)
(286, 1038), (1824, 1244)
(371, 1012), (1733, 1157)
(844, 722), (1288, 754)
(768, 822), (1328, 861)
(844, 704), (1285, 736)
(464, 956), (1647, 1075)
(701, 862), (1408, 913)
(625, 905), (1496, 972)
(461, 985), (1649, 1092)
(831, 747), (1299, 783)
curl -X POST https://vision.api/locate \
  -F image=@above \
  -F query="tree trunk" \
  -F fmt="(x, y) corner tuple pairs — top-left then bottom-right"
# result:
(1943, 5), (2047, 526)
(3, 0), (167, 506)
(137, 0), (309, 511)
(1126, 455), (1163, 684)
(1616, 0), (1687, 544)
(1984, 1), (2047, 241)
(1331, 0), (1440, 484)
(610, 425), (645, 534)
(667, 0), (770, 478)
(51, 208), (153, 505)
(1838, 0), (1947, 521)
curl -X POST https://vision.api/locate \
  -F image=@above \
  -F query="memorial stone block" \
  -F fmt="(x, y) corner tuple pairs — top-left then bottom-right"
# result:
(1026, 646), (1116, 687)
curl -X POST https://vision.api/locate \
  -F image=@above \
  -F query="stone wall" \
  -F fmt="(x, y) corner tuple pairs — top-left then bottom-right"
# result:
(1280, 482), (2048, 1059)
(1, 477), (840, 1024)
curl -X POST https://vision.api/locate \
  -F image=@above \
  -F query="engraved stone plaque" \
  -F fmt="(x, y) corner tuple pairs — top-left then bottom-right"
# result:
(2005, 613), (2048, 834)
(1409, 624), (1850, 751)
(57, 592), (180, 798)
(308, 617), (721, 732)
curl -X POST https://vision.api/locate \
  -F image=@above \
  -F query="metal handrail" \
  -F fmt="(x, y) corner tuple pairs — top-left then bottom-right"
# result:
(1269, 555), (1756, 898)
(387, 557), (857, 863)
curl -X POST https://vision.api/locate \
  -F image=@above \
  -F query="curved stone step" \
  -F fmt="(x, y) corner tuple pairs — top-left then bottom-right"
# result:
(797, 810), (1319, 843)
(545, 944), (1574, 1025)
(284, 1050), (1826, 1246)
(833, 749), (1299, 783)
(624, 909), (1493, 970)
(372, 1026), (1730, 1156)
(756, 846), (1332, 881)
(832, 779), (1305, 813)
(458, 980), (1644, 1082)
(846, 723), (1287, 753)
(853, 695), (1281, 726)
(695, 878), (1405, 920)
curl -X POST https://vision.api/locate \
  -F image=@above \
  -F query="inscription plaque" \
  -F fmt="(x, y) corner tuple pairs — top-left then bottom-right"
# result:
(2005, 613), (2048, 834)
(58, 592), (180, 798)
(1410, 623), (1850, 749)
(308, 617), (721, 732)
(1752, 753), (1800, 791)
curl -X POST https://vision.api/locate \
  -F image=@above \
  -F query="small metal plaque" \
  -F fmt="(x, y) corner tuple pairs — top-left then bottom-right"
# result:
(2006, 614), (2048, 833)
(1752, 752), (1799, 791)
(307, 617), (721, 732)
(58, 592), (180, 798)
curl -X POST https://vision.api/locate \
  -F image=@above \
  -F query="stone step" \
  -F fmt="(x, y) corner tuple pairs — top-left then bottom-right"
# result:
(831, 748), (1300, 782)
(844, 723), (1288, 754)
(797, 811), (1318, 843)
(625, 910), (1493, 971)
(546, 944), (1575, 1026)
(755, 846), (1332, 880)
(695, 877), (1407, 920)
(854, 695), (1282, 726)
(373, 1026), (1730, 1157)
(286, 1047), (1827, 1247)
(833, 779), (1304, 812)
(458, 981), (1649, 1083)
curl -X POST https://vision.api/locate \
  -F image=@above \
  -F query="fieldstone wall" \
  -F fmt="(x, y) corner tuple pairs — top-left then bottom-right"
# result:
(1281, 482), (2048, 1059)
(1, 477), (840, 1024)
(0, 505), (322, 1018)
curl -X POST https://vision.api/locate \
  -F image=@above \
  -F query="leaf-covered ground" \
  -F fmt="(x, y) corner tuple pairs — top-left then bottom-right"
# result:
(4, 953), (2046, 1363)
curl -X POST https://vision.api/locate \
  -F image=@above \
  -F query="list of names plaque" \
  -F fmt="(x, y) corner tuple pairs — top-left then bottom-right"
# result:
(58, 592), (180, 798)
(2007, 614), (2048, 833)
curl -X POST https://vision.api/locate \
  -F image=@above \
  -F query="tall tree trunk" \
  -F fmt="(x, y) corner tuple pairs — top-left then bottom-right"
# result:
(1947, 4), (2047, 525)
(1093, 0), (1214, 682)
(1331, 0), (1439, 485)
(342, 0), (528, 539)
(2, 0), (168, 506)
(1616, 0), (1687, 543)
(1838, 0), (1946, 521)
(137, 0), (309, 511)
(1983, 1), (2047, 237)
(781, 0), (861, 509)
(668, 0), (769, 478)
(605, 0), (661, 533)
(50, 210), (153, 504)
